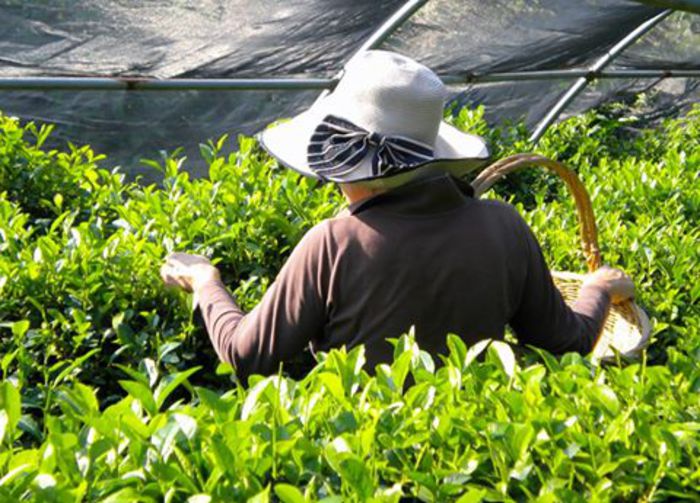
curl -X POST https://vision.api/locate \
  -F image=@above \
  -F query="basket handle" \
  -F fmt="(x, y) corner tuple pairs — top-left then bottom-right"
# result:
(471, 153), (602, 272)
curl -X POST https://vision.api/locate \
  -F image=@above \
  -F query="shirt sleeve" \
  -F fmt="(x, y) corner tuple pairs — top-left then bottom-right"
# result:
(508, 212), (611, 355)
(196, 221), (333, 380)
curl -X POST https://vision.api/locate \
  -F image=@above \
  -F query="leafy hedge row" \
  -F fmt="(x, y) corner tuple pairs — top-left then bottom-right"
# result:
(0, 101), (698, 501)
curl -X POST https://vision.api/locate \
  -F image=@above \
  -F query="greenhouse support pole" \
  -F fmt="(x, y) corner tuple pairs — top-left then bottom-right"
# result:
(440, 69), (700, 84)
(349, 0), (430, 62)
(631, 0), (700, 14)
(312, 0), (429, 103)
(529, 9), (673, 144)
(1, 69), (698, 91)
(0, 77), (336, 91)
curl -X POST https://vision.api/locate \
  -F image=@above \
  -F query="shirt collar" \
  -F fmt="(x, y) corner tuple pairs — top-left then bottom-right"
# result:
(348, 173), (474, 216)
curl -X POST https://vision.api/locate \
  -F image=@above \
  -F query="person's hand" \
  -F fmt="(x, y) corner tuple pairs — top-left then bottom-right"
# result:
(583, 265), (635, 304)
(160, 252), (221, 293)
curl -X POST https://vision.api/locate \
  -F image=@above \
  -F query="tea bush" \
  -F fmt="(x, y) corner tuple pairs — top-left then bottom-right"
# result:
(0, 101), (698, 501)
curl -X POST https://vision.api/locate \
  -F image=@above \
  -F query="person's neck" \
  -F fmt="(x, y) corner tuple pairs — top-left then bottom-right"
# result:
(339, 183), (387, 204)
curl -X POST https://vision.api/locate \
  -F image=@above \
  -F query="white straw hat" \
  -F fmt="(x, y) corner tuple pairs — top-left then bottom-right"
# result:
(257, 50), (490, 183)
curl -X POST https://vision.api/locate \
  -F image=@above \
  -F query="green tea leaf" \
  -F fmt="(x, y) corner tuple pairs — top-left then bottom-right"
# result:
(247, 485), (270, 503)
(154, 367), (200, 410)
(457, 488), (487, 503)
(11, 320), (29, 338)
(0, 381), (21, 436)
(274, 484), (306, 503)
(119, 380), (156, 416)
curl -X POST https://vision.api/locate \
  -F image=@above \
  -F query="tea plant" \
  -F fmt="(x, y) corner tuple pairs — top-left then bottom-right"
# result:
(0, 100), (698, 501)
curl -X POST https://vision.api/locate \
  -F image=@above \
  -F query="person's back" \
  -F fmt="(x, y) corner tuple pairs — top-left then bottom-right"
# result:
(275, 174), (610, 371)
(160, 50), (634, 381)
(318, 175), (530, 367)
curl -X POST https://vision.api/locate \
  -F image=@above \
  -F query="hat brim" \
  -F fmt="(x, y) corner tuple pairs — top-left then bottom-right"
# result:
(257, 103), (491, 183)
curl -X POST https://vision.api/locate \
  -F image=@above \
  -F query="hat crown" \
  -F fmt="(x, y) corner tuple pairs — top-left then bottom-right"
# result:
(257, 50), (489, 184)
(329, 51), (446, 146)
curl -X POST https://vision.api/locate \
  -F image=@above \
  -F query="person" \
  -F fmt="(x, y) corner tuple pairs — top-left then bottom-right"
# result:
(160, 51), (635, 381)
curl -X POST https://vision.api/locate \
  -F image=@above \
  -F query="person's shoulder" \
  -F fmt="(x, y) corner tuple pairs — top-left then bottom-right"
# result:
(467, 198), (535, 244)
(306, 210), (351, 234)
(287, 220), (336, 263)
(296, 214), (363, 262)
(299, 215), (352, 248)
(472, 198), (526, 222)
(312, 209), (375, 253)
(299, 219), (333, 244)
(322, 208), (362, 233)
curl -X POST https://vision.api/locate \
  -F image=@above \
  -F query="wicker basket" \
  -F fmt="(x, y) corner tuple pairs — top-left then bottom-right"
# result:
(471, 153), (651, 361)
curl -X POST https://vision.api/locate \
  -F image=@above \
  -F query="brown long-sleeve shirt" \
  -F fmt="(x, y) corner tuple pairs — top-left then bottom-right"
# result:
(198, 174), (610, 380)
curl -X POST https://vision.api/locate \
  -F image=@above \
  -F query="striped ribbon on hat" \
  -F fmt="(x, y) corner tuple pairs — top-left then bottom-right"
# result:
(307, 115), (434, 179)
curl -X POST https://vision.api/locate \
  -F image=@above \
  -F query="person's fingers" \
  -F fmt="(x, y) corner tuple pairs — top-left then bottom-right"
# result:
(162, 262), (183, 277)
(165, 252), (187, 266)
(165, 257), (194, 275)
(161, 274), (179, 288)
(165, 258), (192, 273)
(175, 277), (193, 292)
(162, 253), (212, 294)
(168, 252), (211, 266)
(161, 273), (193, 292)
(161, 268), (178, 283)
(165, 262), (183, 275)
(165, 254), (184, 265)
(164, 252), (180, 264)
(160, 264), (173, 282)
(161, 260), (192, 284)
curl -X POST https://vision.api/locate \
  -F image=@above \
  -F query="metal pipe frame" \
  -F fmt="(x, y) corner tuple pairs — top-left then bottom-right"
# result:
(631, 0), (700, 14)
(349, 0), (430, 60)
(528, 9), (674, 143)
(0, 77), (336, 91)
(1, 69), (697, 92)
(0, 1), (696, 146)
(0, 1), (432, 94)
(441, 68), (700, 84)
(310, 0), (429, 104)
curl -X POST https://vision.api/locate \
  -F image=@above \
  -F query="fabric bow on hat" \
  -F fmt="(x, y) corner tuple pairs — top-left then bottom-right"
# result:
(307, 115), (435, 179)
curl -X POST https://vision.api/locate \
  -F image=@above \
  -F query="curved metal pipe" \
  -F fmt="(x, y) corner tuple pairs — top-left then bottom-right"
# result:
(529, 9), (674, 144)
(312, 0), (429, 104)
(349, 0), (430, 61)
(631, 0), (700, 14)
